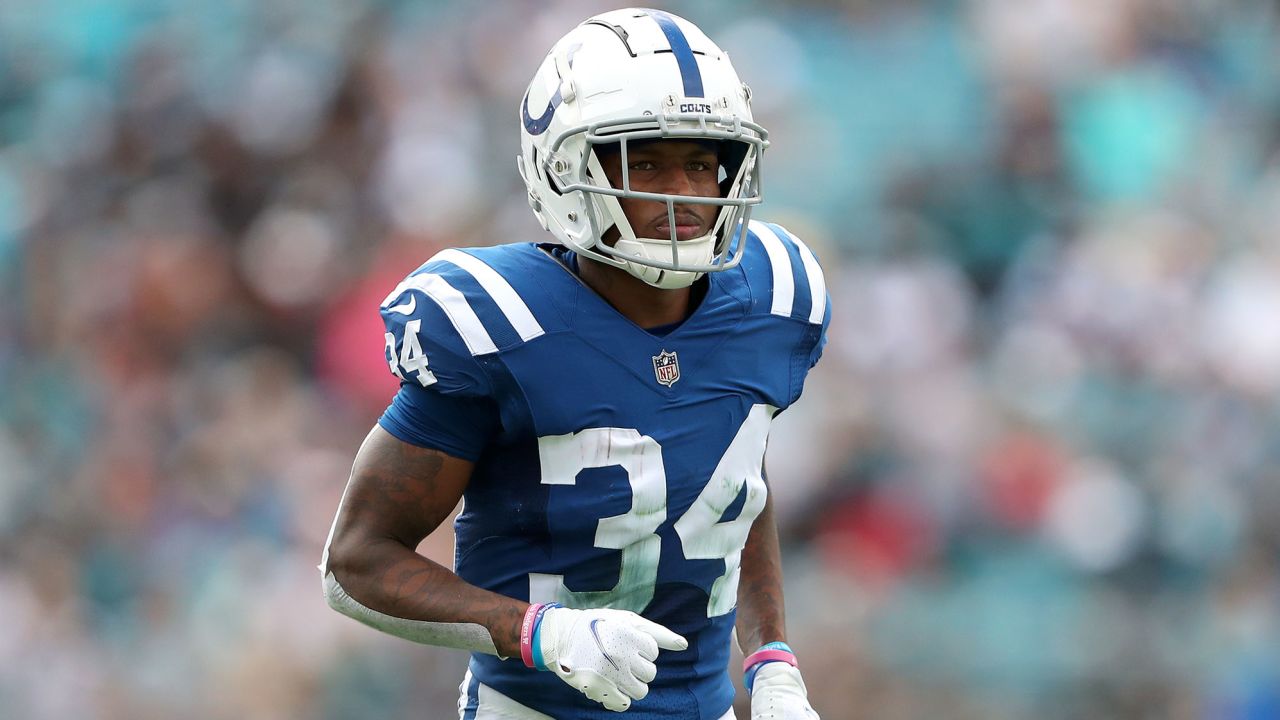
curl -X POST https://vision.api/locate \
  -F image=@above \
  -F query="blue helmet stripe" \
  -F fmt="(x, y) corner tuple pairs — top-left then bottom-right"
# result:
(644, 10), (704, 98)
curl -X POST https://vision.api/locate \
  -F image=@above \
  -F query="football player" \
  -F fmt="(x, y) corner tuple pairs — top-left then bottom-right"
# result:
(322, 9), (827, 719)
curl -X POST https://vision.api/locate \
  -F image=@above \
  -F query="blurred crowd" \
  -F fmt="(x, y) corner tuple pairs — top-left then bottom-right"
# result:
(3, 0), (1280, 718)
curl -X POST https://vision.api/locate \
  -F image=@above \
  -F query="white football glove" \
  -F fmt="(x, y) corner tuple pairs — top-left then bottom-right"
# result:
(537, 606), (689, 712)
(750, 663), (820, 720)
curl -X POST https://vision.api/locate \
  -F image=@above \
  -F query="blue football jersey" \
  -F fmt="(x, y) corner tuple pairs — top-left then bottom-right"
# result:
(378, 220), (829, 719)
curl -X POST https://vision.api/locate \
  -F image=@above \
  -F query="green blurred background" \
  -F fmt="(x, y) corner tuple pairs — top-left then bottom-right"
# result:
(3, 1), (1280, 718)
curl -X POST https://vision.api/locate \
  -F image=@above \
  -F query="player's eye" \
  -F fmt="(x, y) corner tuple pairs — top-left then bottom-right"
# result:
(629, 160), (657, 172)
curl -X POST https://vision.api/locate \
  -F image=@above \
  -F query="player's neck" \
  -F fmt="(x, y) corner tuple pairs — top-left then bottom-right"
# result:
(577, 257), (696, 329)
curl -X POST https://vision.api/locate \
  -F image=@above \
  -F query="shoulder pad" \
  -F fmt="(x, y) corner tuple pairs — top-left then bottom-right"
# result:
(743, 220), (829, 326)
(379, 247), (548, 394)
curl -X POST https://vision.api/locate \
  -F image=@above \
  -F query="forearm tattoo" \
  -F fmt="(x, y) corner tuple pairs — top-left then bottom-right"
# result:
(327, 429), (525, 657)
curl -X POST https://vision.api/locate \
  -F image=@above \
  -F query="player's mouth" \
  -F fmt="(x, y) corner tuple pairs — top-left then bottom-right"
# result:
(652, 211), (710, 241)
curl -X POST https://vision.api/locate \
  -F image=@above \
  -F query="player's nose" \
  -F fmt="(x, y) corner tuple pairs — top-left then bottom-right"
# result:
(654, 166), (698, 197)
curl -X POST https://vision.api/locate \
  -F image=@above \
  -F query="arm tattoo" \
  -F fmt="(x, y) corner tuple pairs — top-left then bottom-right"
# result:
(324, 427), (526, 657)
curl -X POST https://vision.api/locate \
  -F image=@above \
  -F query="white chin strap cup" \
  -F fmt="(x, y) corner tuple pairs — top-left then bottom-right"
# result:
(612, 233), (714, 289)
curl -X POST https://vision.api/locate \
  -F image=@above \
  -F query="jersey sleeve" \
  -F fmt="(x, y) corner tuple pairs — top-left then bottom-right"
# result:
(376, 267), (500, 458)
(379, 384), (499, 461)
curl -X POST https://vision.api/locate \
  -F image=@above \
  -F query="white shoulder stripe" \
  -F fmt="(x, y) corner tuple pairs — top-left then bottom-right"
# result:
(433, 249), (546, 342)
(384, 273), (497, 356)
(749, 220), (794, 318)
(779, 228), (828, 324)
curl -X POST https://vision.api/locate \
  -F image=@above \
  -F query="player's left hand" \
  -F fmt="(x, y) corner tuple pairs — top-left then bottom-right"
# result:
(749, 662), (820, 720)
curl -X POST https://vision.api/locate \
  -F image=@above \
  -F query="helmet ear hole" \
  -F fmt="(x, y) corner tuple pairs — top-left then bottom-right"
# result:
(532, 147), (564, 197)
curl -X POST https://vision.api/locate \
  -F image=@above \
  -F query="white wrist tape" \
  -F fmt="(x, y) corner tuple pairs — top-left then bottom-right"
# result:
(321, 569), (502, 657)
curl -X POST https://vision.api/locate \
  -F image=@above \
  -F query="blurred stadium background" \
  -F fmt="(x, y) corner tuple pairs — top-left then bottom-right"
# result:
(3, 0), (1280, 718)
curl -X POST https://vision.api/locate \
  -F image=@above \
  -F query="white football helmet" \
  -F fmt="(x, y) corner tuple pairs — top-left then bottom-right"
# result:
(517, 8), (768, 289)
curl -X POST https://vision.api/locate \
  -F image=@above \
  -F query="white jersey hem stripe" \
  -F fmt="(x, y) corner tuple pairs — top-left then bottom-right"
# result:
(456, 675), (732, 719)
(457, 672), (557, 720)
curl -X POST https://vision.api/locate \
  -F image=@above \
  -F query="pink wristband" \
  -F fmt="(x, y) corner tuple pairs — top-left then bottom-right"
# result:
(519, 603), (545, 668)
(742, 648), (798, 674)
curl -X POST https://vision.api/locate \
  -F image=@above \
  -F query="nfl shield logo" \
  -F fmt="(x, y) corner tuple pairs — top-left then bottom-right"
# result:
(652, 350), (680, 387)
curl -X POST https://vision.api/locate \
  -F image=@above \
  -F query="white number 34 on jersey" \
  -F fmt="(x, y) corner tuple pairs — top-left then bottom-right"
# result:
(531, 404), (775, 618)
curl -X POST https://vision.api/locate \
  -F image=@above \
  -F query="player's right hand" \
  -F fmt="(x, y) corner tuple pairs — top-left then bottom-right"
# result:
(536, 606), (688, 712)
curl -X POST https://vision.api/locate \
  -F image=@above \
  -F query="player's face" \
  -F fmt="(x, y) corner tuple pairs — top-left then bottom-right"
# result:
(598, 140), (721, 242)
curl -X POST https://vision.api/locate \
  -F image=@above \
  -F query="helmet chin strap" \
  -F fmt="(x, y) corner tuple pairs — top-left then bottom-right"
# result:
(612, 233), (713, 289)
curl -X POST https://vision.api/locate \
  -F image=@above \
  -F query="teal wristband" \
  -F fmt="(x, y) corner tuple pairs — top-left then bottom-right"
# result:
(530, 602), (561, 671)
